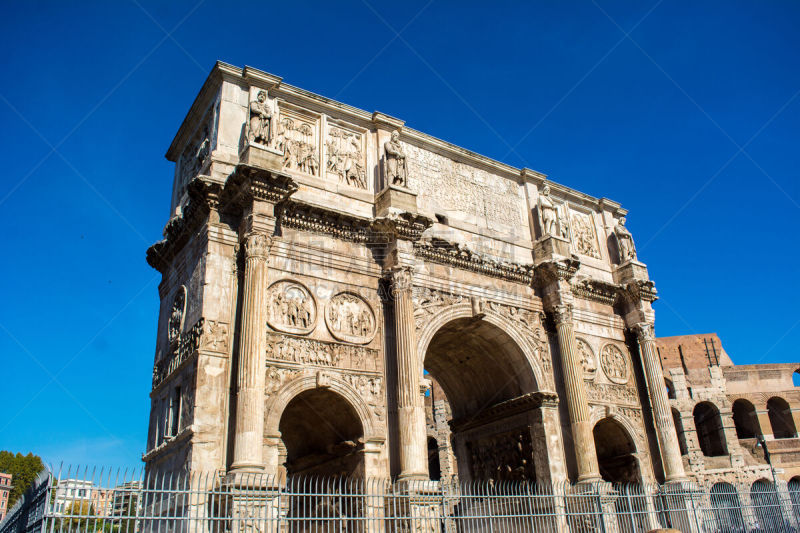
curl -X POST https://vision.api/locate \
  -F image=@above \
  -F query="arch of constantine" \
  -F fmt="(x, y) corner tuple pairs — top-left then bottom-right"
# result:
(143, 62), (800, 493)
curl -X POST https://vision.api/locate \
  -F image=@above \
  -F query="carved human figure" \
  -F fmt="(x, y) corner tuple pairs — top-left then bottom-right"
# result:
(383, 130), (408, 187)
(248, 90), (273, 145)
(614, 217), (637, 262)
(538, 185), (558, 237)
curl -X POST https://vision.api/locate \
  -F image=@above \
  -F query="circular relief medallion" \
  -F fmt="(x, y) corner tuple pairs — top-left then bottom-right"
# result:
(266, 280), (317, 335)
(168, 285), (187, 344)
(576, 338), (597, 380)
(600, 343), (628, 384)
(325, 292), (377, 344)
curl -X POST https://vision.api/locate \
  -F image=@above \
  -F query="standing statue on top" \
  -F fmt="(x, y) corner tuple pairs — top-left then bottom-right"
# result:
(614, 217), (637, 262)
(247, 90), (273, 146)
(384, 130), (408, 187)
(538, 184), (558, 237)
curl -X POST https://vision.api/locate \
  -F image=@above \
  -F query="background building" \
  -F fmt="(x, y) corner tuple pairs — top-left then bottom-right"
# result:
(0, 473), (11, 522)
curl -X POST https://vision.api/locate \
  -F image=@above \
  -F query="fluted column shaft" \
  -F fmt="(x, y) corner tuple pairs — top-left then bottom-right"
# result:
(552, 305), (601, 482)
(231, 232), (271, 472)
(392, 267), (428, 479)
(635, 323), (686, 482)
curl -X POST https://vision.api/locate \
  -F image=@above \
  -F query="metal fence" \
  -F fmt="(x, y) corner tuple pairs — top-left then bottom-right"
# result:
(3, 467), (800, 533)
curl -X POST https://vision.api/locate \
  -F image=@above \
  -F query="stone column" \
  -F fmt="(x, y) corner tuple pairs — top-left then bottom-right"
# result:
(552, 304), (601, 482)
(392, 266), (428, 480)
(633, 322), (686, 482)
(231, 231), (271, 473)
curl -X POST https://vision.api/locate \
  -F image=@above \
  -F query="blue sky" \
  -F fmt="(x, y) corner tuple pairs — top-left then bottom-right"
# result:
(0, 1), (798, 471)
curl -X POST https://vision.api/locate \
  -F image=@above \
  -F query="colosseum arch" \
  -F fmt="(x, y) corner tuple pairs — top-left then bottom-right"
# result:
(415, 302), (555, 483)
(767, 396), (797, 439)
(264, 374), (384, 478)
(693, 401), (728, 457)
(732, 398), (761, 439)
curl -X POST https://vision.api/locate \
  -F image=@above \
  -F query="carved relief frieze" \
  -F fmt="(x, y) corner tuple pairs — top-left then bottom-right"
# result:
(153, 317), (203, 389)
(343, 373), (385, 421)
(412, 287), (464, 331)
(467, 428), (535, 482)
(576, 337), (597, 380)
(326, 125), (367, 189)
(200, 320), (229, 353)
(569, 209), (601, 259)
(265, 333), (380, 372)
(600, 343), (629, 384)
(265, 365), (302, 399)
(273, 109), (319, 176)
(266, 280), (317, 335)
(485, 301), (541, 331)
(178, 104), (215, 190)
(325, 292), (377, 344)
(281, 200), (371, 243)
(585, 381), (638, 406)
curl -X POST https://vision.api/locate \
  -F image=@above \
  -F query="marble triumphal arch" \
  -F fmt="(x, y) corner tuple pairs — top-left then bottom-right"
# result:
(143, 62), (686, 487)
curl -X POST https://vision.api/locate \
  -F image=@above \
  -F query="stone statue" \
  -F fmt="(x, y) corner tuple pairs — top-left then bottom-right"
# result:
(383, 130), (407, 187)
(248, 90), (273, 145)
(538, 185), (558, 237)
(614, 217), (637, 262)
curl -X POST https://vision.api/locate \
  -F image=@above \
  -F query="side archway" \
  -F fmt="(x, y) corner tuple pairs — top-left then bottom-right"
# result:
(592, 417), (641, 484)
(265, 374), (383, 478)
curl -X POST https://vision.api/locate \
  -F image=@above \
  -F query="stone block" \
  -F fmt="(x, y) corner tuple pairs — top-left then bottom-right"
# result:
(533, 234), (571, 262)
(239, 143), (283, 171)
(375, 185), (418, 216)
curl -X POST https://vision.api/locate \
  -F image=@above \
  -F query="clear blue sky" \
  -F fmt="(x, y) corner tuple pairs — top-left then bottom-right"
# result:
(1, 1), (798, 471)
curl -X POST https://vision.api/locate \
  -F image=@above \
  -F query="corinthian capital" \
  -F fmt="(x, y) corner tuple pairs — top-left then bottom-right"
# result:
(390, 267), (413, 296)
(243, 232), (272, 259)
(633, 322), (655, 342)
(551, 304), (573, 325)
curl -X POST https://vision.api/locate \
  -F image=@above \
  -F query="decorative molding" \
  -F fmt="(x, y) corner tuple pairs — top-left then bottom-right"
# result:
(372, 212), (433, 242)
(534, 257), (580, 286)
(620, 279), (658, 304)
(450, 392), (559, 433)
(220, 164), (298, 209)
(413, 238), (534, 285)
(281, 200), (371, 243)
(571, 277), (620, 306)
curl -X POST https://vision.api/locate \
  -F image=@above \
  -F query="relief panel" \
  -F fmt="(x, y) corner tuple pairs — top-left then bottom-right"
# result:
(325, 123), (367, 189)
(266, 280), (317, 335)
(568, 208), (601, 259)
(273, 106), (319, 176)
(600, 343), (629, 385)
(576, 337), (597, 380)
(265, 334), (381, 372)
(325, 292), (377, 345)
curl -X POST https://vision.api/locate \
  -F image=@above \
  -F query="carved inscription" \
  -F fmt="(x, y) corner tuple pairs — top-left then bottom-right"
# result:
(468, 428), (535, 482)
(569, 210), (601, 259)
(600, 343), (628, 384)
(403, 143), (523, 228)
(265, 334), (380, 372)
(326, 293), (377, 344)
(266, 281), (316, 335)
(326, 126), (366, 189)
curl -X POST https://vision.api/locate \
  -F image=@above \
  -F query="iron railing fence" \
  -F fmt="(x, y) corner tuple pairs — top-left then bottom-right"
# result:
(3, 466), (800, 533)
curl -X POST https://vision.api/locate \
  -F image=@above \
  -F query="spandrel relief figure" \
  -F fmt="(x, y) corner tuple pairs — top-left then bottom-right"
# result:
(614, 217), (637, 262)
(247, 90), (273, 145)
(538, 185), (558, 237)
(384, 130), (407, 187)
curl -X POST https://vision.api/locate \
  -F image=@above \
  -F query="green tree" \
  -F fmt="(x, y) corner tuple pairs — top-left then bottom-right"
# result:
(0, 451), (45, 507)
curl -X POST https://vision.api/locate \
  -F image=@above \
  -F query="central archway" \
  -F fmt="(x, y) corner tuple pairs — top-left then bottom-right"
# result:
(419, 311), (544, 483)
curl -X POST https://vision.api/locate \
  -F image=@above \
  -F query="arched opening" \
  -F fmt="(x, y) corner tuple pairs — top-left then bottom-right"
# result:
(672, 408), (688, 455)
(793, 371), (800, 388)
(693, 402), (728, 457)
(665, 378), (676, 400)
(427, 437), (441, 481)
(593, 417), (640, 484)
(732, 399), (761, 439)
(710, 482), (744, 531)
(278, 388), (364, 477)
(751, 479), (782, 532)
(768, 396), (797, 439)
(789, 476), (800, 520)
(423, 317), (539, 482)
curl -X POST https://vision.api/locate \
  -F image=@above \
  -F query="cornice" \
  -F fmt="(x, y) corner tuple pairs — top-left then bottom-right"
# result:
(282, 200), (372, 243)
(571, 277), (620, 306)
(534, 257), (581, 286)
(219, 164), (298, 212)
(371, 212), (433, 243)
(450, 392), (559, 432)
(619, 279), (658, 304)
(141, 425), (195, 463)
(147, 177), (221, 274)
(413, 238), (534, 285)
